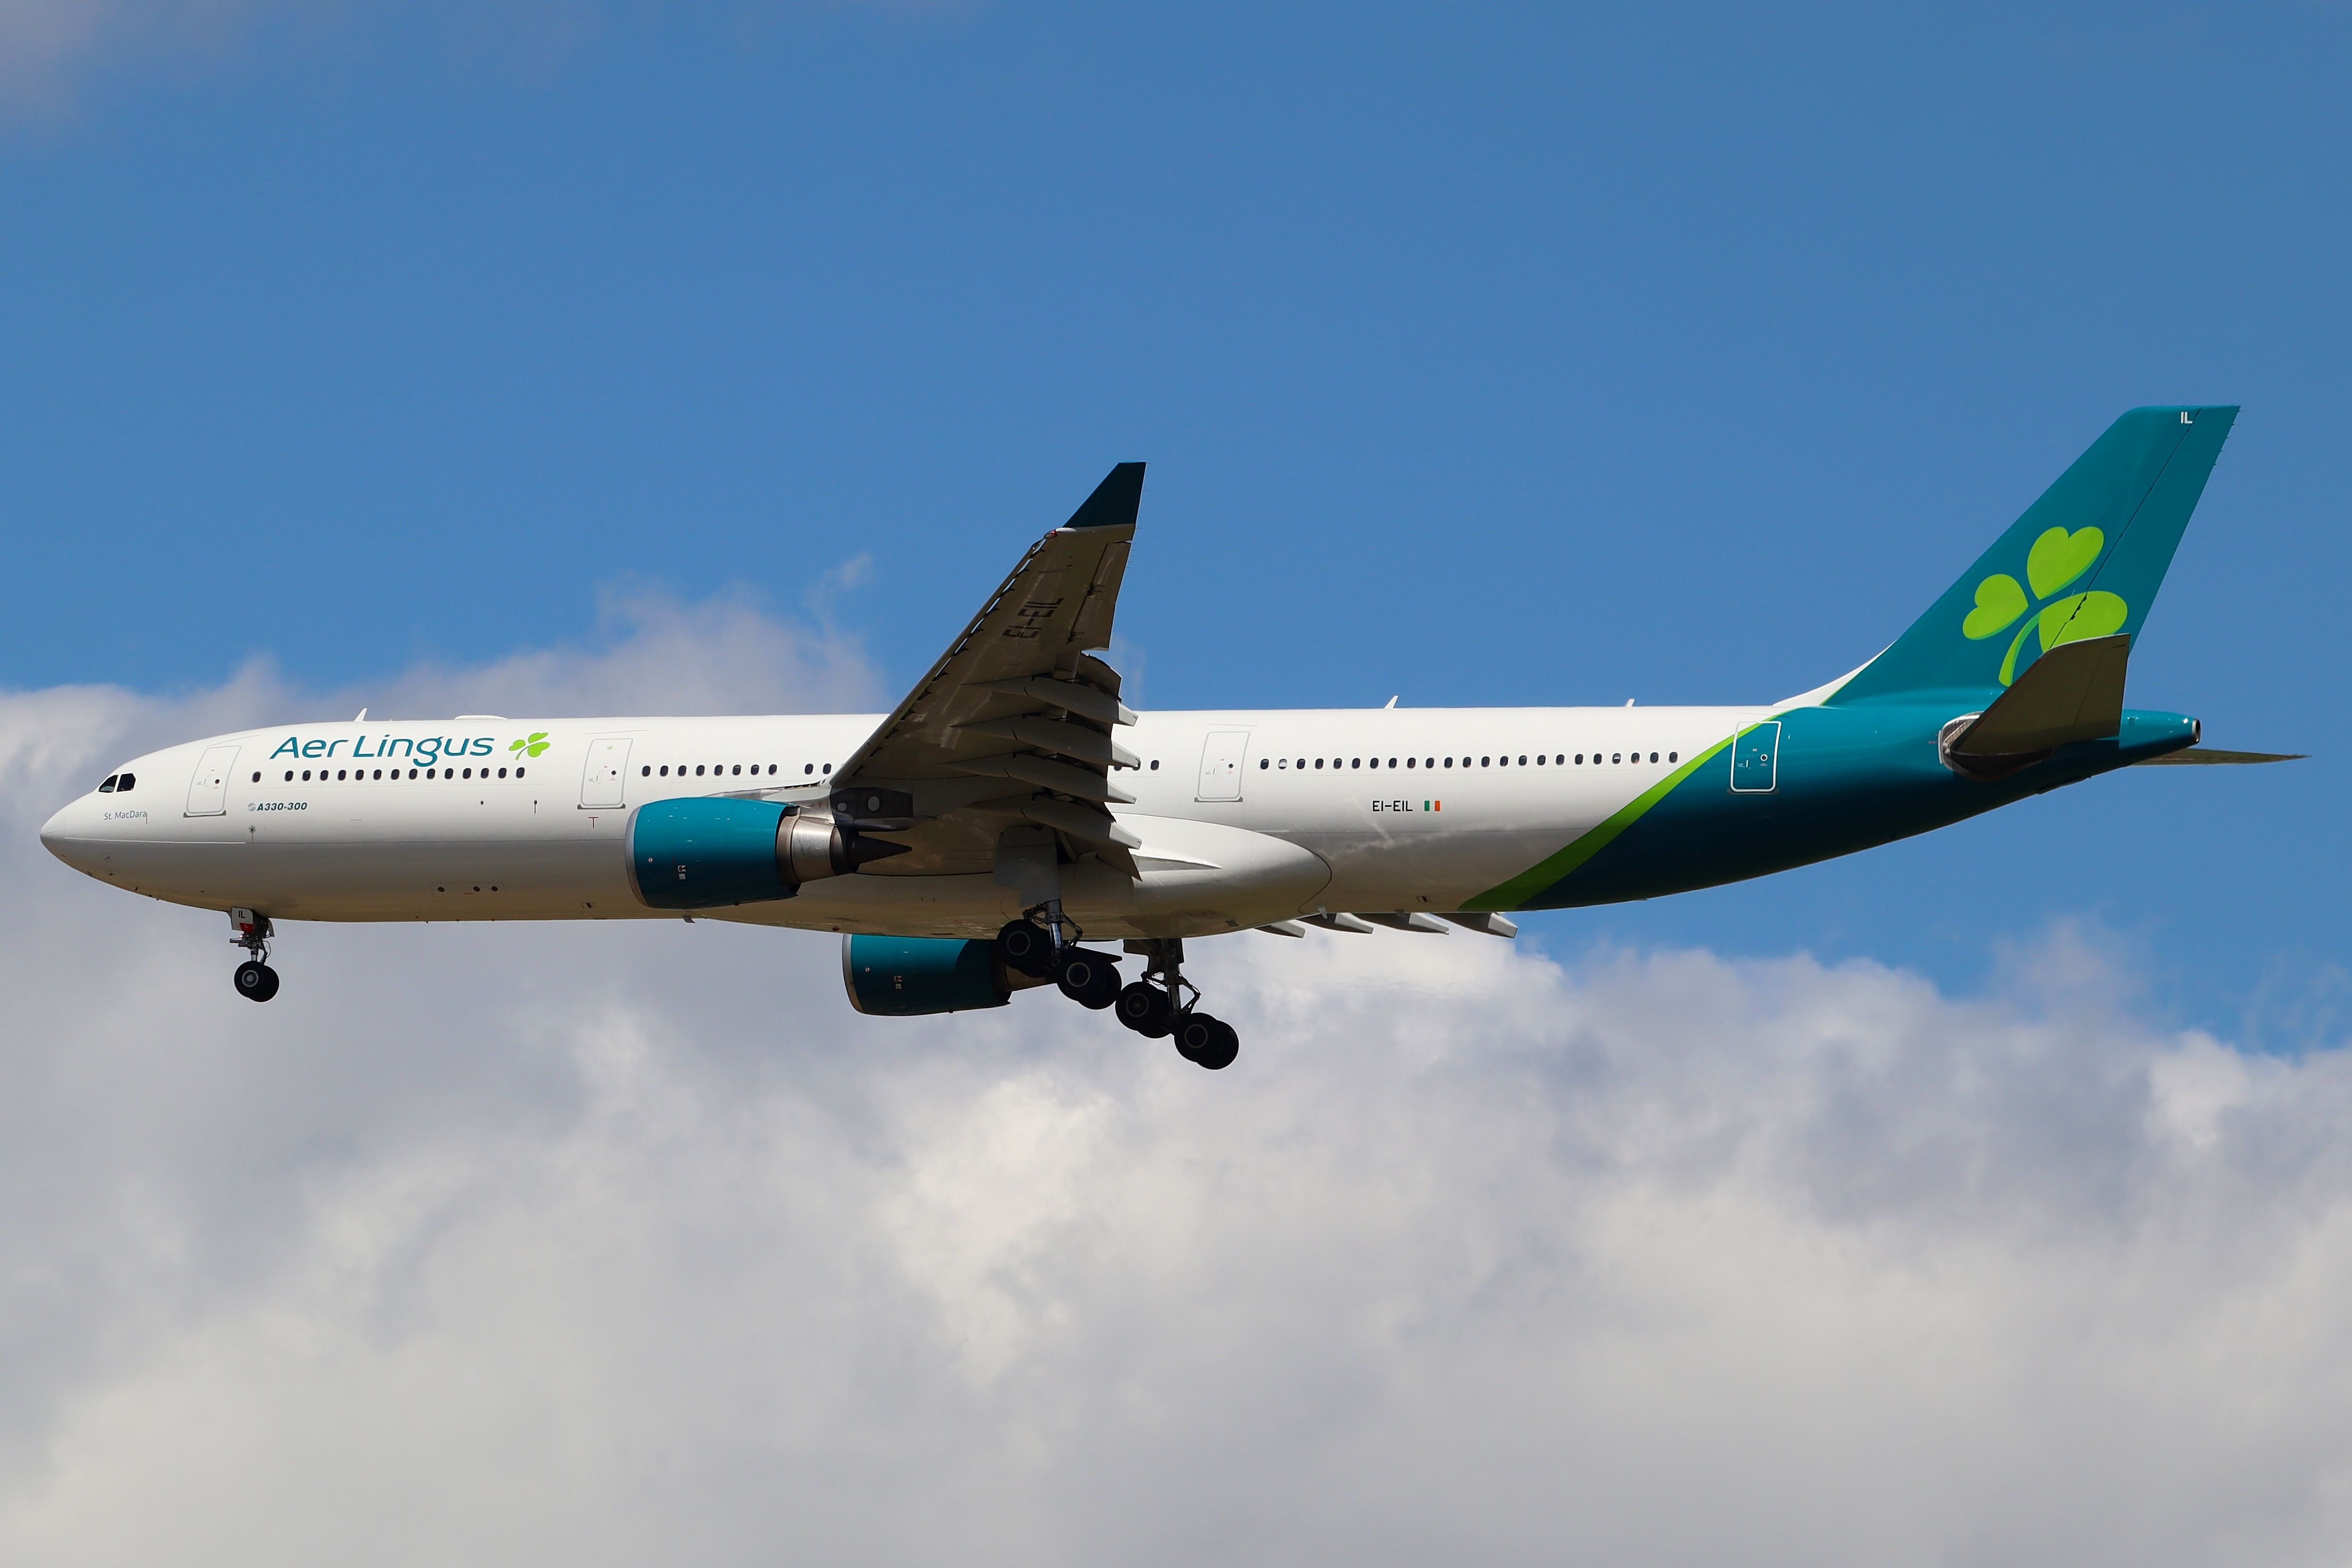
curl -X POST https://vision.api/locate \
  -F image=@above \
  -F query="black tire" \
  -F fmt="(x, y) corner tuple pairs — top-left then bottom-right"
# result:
(1055, 949), (1121, 1009)
(995, 919), (1055, 979)
(1195, 1019), (1239, 1071)
(1114, 982), (1174, 1038)
(1173, 1011), (1222, 1063)
(235, 960), (278, 1002)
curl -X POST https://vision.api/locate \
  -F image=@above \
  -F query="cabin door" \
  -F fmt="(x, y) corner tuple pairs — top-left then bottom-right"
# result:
(579, 737), (632, 809)
(185, 745), (238, 817)
(1195, 731), (1250, 802)
(1730, 722), (1780, 794)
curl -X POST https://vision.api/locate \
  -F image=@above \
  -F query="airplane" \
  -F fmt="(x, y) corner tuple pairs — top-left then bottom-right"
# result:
(40, 406), (2298, 1071)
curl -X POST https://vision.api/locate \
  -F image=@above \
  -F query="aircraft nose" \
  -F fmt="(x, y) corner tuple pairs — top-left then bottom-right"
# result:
(40, 801), (97, 872)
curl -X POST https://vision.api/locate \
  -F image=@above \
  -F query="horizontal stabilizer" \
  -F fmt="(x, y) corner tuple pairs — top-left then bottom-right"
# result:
(2133, 747), (2307, 766)
(1949, 633), (2131, 759)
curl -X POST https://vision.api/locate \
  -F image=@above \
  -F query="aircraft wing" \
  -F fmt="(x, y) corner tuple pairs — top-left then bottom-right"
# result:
(823, 464), (1147, 877)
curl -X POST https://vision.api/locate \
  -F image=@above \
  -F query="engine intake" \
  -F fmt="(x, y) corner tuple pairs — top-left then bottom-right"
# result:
(626, 798), (904, 910)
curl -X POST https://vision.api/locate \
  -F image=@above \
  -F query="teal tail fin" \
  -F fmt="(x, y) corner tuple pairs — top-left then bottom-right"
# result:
(1827, 406), (2237, 706)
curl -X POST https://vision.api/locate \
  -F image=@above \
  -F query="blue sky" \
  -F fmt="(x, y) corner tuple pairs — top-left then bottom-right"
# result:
(6, 0), (2346, 1025)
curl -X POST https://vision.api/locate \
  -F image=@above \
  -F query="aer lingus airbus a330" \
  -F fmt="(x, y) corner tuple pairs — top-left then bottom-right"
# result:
(41, 407), (2296, 1069)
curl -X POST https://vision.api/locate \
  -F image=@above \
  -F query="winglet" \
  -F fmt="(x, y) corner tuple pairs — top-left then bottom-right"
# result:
(1062, 463), (1146, 531)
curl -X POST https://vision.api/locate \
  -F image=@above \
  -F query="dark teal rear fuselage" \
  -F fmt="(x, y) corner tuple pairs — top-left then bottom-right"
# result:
(1513, 703), (2197, 910)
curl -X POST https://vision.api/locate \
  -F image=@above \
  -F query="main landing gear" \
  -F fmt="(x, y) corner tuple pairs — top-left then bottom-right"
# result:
(993, 915), (1238, 1071)
(229, 908), (280, 1002)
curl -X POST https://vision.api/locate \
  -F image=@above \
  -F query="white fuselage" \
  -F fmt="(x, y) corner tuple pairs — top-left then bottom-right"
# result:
(42, 706), (1764, 941)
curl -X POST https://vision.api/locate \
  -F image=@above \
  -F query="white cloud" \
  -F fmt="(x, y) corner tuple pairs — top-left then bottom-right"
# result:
(0, 0), (257, 112)
(5, 601), (2352, 1566)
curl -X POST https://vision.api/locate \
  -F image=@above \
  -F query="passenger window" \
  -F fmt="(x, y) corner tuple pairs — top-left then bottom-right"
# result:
(1351, 758), (1360, 768)
(1150, 760), (1160, 770)
(337, 770), (347, 780)
(1555, 754), (1564, 764)
(733, 765), (742, 775)
(1649, 752), (1658, 763)
(515, 768), (525, 779)
(1314, 759), (1324, 769)
(302, 770), (313, 781)
(1406, 757), (1417, 769)
(1519, 755), (1528, 765)
(696, 765), (705, 776)
(1668, 751), (1679, 763)
(1260, 759), (1270, 769)
(98, 775), (117, 793)
(250, 772), (260, 783)
(824, 763), (832, 774)
(1481, 756), (1490, 767)
(1612, 753), (1622, 763)
(804, 764), (815, 775)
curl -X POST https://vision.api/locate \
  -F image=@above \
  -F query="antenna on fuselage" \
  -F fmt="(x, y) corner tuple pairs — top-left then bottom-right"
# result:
(1384, 696), (1398, 709)
(354, 708), (367, 721)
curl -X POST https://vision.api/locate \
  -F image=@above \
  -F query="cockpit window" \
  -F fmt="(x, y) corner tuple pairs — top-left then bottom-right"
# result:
(97, 775), (118, 793)
(116, 772), (135, 792)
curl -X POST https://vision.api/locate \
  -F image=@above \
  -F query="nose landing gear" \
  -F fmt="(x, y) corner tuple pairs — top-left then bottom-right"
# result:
(229, 908), (280, 1002)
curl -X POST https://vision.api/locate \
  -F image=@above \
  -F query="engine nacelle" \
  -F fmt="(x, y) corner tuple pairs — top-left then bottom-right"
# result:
(842, 934), (1016, 1016)
(626, 797), (889, 910)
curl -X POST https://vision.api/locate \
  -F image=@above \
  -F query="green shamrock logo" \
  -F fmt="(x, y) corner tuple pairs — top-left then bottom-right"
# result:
(1962, 526), (2128, 684)
(509, 731), (552, 759)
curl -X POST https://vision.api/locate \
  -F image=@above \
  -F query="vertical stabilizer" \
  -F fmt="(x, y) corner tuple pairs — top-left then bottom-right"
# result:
(1828, 406), (2235, 706)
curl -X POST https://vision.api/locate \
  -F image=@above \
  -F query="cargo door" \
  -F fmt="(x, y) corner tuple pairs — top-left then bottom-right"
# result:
(185, 744), (238, 817)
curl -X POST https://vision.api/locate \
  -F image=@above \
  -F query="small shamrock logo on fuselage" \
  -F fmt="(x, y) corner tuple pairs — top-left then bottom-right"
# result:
(1963, 526), (2128, 684)
(509, 731), (552, 759)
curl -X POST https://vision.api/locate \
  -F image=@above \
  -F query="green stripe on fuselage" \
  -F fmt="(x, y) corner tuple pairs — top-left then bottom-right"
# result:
(1464, 731), (1742, 911)
(1467, 705), (2200, 914)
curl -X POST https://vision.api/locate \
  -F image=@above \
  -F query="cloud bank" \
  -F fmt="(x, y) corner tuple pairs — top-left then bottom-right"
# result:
(5, 599), (2352, 1566)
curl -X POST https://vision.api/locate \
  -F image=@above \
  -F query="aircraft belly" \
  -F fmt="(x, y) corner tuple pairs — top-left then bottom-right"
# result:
(1299, 824), (1595, 910)
(715, 814), (1332, 941)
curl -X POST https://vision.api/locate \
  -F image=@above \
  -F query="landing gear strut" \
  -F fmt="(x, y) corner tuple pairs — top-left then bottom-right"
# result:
(1115, 939), (1238, 1071)
(998, 920), (1237, 1069)
(229, 908), (280, 1002)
